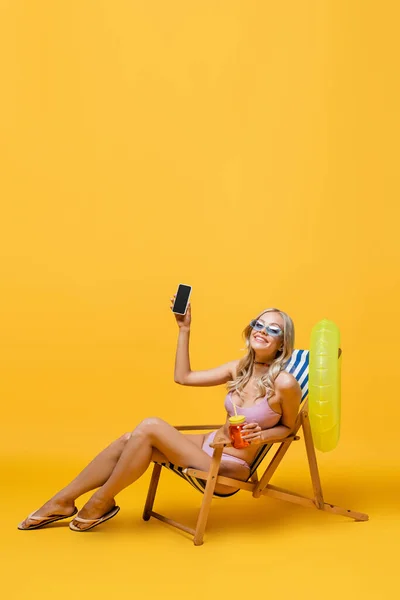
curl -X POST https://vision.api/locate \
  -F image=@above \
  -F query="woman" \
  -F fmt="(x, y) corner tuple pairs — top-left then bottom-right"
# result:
(18, 299), (301, 532)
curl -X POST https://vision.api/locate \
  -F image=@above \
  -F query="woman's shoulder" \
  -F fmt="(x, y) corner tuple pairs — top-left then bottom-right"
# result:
(275, 369), (300, 391)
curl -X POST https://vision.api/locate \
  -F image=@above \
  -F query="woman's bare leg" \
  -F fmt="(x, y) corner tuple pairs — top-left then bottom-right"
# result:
(19, 429), (205, 529)
(71, 417), (246, 530)
(19, 433), (133, 528)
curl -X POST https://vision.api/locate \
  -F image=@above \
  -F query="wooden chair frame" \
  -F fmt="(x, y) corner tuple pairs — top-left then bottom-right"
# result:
(143, 397), (369, 545)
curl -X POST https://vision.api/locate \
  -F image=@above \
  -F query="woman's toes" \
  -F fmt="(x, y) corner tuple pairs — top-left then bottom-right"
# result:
(18, 515), (38, 529)
(18, 503), (77, 529)
(21, 515), (36, 528)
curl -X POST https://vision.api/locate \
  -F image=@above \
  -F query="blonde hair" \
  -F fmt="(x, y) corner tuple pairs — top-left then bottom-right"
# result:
(226, 307), (295, 401)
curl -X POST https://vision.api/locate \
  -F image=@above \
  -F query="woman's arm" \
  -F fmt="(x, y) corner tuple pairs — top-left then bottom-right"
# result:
(260, 374), (301, 441)
(259, 424), (292, 442)
(171, 298), (239, 386)
(174, 328), (239, 386)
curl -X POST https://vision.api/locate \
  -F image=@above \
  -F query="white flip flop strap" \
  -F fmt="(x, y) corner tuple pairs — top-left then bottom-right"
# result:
(73, 509), (116, 524)
(73, 515), (109, 523)
(27, 512), (57, 522)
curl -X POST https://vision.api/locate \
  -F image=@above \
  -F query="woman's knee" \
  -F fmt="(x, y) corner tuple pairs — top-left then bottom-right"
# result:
(114, 432), (132, 447)
(107, 432), (131, 457)
(133, 417), (166, 439)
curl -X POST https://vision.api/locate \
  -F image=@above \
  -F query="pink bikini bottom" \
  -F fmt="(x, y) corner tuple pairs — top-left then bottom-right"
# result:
(202, 430), (251, 470)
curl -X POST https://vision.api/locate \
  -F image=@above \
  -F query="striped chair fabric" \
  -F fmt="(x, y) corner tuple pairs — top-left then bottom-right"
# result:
(156, 349), (310, 497)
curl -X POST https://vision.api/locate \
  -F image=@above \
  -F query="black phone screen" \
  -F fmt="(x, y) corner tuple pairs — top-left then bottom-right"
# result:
(173, 284), (191, 314)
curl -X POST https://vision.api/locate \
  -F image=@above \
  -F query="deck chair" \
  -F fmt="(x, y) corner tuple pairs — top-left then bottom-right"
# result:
(143, 349), (369, 545)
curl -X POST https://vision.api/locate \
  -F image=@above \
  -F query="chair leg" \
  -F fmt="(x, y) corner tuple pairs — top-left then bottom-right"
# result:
(250, 471), (259, 483)
(301, 411), (324, 509)
(143, 463), (162, 521)
(193, 447), (223, 546)
(253, 441), (293, 498)
(253, 415), (304, 498)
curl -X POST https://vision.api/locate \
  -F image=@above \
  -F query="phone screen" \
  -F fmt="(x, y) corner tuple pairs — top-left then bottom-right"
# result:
(172, 284), (192, 315)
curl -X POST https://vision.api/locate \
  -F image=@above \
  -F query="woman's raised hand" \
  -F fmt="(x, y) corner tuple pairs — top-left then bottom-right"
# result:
(170, 295), (191, 331)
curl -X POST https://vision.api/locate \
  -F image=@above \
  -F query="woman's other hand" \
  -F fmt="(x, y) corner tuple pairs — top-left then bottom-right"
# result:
(170, 295), (191, 331)
(241, 422), (263, 445)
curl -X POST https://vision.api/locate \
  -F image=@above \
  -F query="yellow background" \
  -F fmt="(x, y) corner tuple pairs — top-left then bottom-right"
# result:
(1, 1), (399, 598)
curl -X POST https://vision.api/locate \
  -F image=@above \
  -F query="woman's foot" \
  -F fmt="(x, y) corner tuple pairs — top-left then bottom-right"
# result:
(18, 496), (77, 530)
(69, 492), (116, 531)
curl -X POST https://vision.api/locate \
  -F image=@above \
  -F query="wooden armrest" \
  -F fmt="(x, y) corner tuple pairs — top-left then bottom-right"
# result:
(262, 434), (300, 444)
(209, 437), (232, 448)
(209, 434), (300, 449)
(174, 424), (223, 431)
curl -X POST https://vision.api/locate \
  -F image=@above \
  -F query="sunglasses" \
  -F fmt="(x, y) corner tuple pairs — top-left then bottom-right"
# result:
(250, 319), (283, 337)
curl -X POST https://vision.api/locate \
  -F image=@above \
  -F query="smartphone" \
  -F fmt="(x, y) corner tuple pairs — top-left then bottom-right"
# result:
(172, 283), (192, 315)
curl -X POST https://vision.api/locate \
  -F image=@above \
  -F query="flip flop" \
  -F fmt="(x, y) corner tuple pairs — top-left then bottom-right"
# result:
(69, 506), (120, 532)
(18, 507), (78, 530)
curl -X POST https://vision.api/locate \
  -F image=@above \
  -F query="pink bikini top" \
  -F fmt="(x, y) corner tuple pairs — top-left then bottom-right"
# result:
(224, 391), (281, 429)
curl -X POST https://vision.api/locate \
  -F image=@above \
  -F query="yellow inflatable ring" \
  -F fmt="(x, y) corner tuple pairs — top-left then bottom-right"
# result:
(309, 319), (341, 452)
